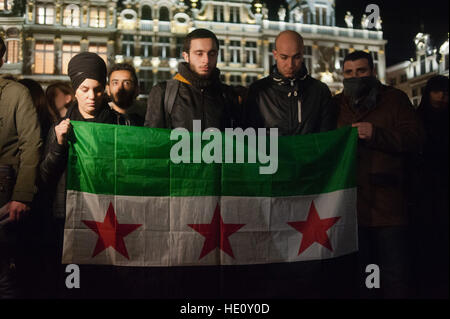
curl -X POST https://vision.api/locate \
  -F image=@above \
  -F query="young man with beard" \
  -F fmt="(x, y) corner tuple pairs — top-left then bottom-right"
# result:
(106, 63), (145, 126)
(145, 28), (240, 131)
(334, 50), (424, 298)
(243, 30), (336, 136)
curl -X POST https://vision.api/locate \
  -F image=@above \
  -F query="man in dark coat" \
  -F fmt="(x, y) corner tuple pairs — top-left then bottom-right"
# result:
(243, 30), (336, 135)
(334, 50), (424, 298)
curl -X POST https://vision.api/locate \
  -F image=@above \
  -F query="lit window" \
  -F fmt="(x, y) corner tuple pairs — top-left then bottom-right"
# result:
(142, 5), (152, 20)
(304, 45), (313, 73)
(141, 36), (152, 58)
(213, 6), (224, 22)
(5, 40), (19, 64)
(157, 70), (171, 83)
(89, 7), (106, 28)
(122, 34), (134, 57)
(245, 75), (258, 86)
(159, 7), (169, 21)
(245, 41), (257, 65)
(34, 41), (54, 74)
(1, 0), (12, 11)
(371, 51), (379, 72)
(37, 5), (55, 25)
(218, 39), (225, 63)
(400, 74), (407, 83)
(229, 40), (241, 64)
(229, 74), (242, 86)
(157, 37), (170, 59)
(139, 69), (153, 93)
(175, 37), (184, 59)
(63, 5), (80, 27)
(268, 42), (275, 67)
(229, 7), (240, 23)
(62, 42), (80, 74)
(88, 43), (107, 63)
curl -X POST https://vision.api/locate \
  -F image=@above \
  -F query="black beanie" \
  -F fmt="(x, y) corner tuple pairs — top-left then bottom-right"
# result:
(68, 52), (107, 92)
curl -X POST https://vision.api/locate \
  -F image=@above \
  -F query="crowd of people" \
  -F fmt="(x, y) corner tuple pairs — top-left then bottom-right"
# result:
(0, 28), (448, 299)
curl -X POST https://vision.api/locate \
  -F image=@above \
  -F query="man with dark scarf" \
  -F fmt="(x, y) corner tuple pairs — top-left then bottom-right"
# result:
(39, 52), (129, 298)
(106, 63), (144, 126)
(243, 30), (336, 136)
(144, 28), (240, 131)
(334, 50), (424, 299)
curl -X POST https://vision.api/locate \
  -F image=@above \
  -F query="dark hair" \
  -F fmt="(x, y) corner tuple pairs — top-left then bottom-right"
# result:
(18, 78), (58, 139)
(46, 81), (74, 118)
(0, 37), (6, 60)
(183, 29), (219, 53)
(108, 63), (138, 86)
(418, 75), (449, 110)
(343, 50), (374, 70)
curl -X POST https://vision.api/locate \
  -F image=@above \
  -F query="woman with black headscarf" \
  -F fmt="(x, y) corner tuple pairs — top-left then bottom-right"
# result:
(415, 75), (448, 298)
(39, 52), (124, 298)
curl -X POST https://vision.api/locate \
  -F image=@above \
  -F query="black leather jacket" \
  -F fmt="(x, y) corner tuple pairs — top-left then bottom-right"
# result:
(39, 100), (123, 218)
(145, 62), (241, 131)
(244, 65), (336, 136)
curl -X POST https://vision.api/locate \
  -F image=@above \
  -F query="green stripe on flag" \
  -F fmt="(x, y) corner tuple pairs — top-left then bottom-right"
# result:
(67, 122), (357, 197)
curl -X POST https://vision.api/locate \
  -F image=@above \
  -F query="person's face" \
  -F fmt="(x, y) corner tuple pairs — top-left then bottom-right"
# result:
(75, 79), (104, 118)
(429, 90), (449, 108)
(53, 88), (72, 112)
(273, 39), (304, 79)
(106, 70), (137, 109)
(182, 38), (218, 78)
(343, 58), (375, 79)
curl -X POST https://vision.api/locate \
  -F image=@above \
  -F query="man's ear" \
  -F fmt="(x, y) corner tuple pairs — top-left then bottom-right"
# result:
(182, 52), (189, 63)
(272, 50), (278, 61)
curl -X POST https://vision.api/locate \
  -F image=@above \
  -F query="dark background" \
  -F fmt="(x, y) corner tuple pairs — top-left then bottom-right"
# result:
(262, 0), (449, 67)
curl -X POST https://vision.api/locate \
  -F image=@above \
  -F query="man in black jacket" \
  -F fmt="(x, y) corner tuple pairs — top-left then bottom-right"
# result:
(244, 30), (335, 136)
(145, 29), (240, 131)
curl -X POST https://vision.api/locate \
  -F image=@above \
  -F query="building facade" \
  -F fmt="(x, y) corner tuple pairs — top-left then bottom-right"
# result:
(1, 0), (387, 98)
(386, 33), (449, 107)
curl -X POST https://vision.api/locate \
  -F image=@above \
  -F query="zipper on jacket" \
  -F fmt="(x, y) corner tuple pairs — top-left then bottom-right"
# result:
(297, 98), (302, 123)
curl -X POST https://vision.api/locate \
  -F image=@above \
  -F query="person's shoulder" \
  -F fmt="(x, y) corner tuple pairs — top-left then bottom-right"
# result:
(0, 78), (29, 96)
(248, 76), (271, 91)
(305, 76), (331, 93)
(379, 84), (411, 105)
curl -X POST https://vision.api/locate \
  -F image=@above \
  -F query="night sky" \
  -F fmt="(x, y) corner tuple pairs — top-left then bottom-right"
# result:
(263, 0), (449, 67)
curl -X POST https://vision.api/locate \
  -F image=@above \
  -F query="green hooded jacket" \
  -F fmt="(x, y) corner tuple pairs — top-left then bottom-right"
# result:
(0, 77), (42, 203)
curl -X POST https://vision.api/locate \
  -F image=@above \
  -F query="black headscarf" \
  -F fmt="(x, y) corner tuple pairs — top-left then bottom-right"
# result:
(68, 52), (107, 92)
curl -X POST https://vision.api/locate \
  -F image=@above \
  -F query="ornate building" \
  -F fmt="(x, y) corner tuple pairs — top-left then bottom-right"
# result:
(386, 33), (449, 107)
(1, 0), (387, 97)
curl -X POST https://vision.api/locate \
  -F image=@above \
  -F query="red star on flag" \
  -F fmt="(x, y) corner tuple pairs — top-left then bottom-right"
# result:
(188, 203), (245, 260)
(82, 202), (142, 260)
(287, 201), (341, 255)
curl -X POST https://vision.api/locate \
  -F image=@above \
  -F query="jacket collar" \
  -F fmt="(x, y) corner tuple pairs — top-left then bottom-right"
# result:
(177, 62), (221, 89)
(270, 63), (309, 87)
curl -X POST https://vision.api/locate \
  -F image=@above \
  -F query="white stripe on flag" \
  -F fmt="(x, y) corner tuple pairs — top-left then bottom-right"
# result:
(63, 188), (357, 266)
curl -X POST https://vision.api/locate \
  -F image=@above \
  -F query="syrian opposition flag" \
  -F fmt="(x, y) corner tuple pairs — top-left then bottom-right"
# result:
(62, 122), (358, 298)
